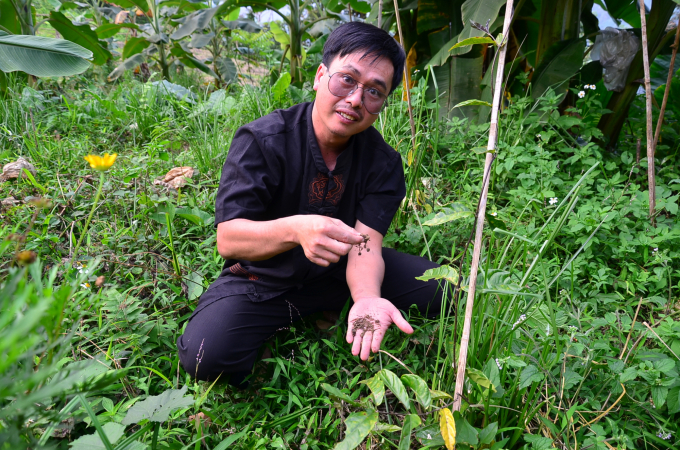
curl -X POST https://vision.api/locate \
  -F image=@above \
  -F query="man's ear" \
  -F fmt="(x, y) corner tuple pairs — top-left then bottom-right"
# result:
(313, 64), (326, 91)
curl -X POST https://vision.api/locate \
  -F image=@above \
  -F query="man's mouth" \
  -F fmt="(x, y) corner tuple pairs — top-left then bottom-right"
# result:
(337, 111), (358, 122)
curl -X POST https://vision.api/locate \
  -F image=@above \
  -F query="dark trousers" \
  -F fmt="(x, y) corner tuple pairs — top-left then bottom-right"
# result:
(177, 248), (442, 383)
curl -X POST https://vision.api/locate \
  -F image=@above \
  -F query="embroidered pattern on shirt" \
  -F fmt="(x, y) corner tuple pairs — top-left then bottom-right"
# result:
(228, 262), (259, 281)
(308, 173), (345, 206)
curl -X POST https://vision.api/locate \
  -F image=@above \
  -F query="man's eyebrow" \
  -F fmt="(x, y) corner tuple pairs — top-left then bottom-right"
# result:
(340, 64), (388, 92)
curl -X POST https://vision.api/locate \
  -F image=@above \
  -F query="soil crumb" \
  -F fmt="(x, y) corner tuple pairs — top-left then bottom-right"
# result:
(351, 314), (380, 334)
(356, 233), (371, 255)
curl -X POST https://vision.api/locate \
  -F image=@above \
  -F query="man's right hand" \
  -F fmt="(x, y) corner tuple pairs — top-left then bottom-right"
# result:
(295, 215), (364, 266)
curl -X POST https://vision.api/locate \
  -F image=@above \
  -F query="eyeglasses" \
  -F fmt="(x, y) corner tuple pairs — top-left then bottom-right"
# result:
(327, 71), (389, 115)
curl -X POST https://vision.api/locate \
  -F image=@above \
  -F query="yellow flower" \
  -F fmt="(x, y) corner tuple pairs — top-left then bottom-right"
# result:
(84, 153), (117, 171)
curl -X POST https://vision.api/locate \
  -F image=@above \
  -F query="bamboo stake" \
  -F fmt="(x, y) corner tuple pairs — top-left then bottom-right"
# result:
(452, 0), (514, 412)
(653, 24), (680, 149)
(378, 0), (383, 29)
(392, 0), (417, 153)
(639, 0), (655, 223)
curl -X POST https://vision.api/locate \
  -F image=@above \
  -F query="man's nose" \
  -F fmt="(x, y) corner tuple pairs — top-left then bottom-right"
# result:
(345, 87), (363, 109)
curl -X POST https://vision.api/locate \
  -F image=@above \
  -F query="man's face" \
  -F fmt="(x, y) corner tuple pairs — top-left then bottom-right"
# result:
(312, 52), (394, 140)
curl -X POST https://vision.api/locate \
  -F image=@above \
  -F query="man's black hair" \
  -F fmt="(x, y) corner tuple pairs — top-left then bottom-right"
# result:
(322, 22), (405, 95)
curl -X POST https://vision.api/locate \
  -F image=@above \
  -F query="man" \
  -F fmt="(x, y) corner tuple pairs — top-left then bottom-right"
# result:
(177, 22), (442, 385)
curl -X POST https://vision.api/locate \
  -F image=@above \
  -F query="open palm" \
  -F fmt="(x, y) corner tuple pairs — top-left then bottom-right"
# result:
(346, 297), (413, 360)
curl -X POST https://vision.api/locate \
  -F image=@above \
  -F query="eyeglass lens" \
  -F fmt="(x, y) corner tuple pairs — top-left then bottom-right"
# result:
(328, 73), (387, 114)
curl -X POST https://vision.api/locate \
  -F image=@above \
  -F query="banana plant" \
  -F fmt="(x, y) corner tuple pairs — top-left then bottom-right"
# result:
(0, 31), (93, 77)
(214, 0), (364, 84)
(107, 0), (217, 81)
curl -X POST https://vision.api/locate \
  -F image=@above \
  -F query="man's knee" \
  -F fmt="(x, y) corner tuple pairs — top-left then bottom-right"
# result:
(177, 332), (255, 382)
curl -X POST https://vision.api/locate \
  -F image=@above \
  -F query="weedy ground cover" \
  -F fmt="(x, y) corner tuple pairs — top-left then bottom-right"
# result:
(0, 69), (679, 450)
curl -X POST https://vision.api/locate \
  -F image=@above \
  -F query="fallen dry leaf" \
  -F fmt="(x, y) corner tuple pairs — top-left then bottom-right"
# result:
(114, 10), (129, 24)
(0, 157), (36, 181)
(154, 166), (195, 190)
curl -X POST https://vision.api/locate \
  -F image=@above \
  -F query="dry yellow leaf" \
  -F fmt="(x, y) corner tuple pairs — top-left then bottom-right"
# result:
(439, 408), (456, 450)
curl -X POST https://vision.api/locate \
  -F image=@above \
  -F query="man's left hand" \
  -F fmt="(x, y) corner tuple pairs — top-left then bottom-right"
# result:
(346, 297), (413, 360)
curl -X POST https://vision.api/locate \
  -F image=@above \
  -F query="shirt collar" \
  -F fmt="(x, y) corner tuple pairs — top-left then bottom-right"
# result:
(307, 101), (355, 176)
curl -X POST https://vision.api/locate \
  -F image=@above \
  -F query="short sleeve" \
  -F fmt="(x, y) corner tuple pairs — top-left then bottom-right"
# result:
(355, 153), (405, 236)
(214, 128), (280, 225)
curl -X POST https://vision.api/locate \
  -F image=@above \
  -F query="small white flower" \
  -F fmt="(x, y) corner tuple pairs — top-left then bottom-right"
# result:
(549, 197), (558, 205)
(536, 133), (541, 139)
(130, 123), (139, 130)
(491, 212), (497, 216)
(512, 314), (527, 330)
(427, 434), (432, 440)
(495, 358), (502, 370)
(578, 91), (586, 98)
(590, 84), (597, 90)
(653, 247), (658, 253)
(81, 282), (91, 289)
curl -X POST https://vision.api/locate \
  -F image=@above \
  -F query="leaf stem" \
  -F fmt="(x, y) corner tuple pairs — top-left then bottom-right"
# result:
(71, 171), (104, 266)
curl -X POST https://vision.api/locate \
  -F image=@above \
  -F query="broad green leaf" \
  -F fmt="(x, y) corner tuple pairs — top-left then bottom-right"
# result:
(152, 80), (197, 103)
(186, 270), (204, 301)
(651, 386), (669, 408)
(422, 211), (473, 226)
(0, 35), (91, 77)
(524, 434), (554, 450)
(378, 369), (410, 409)
(452, 99), (492, 108)
(450, 36), (496, 50)
(175, 208), (212, 226)
(653, 358), (676, 375)
(450, 0), (507, 56)
(467, 367), (496, 392)
(272, 72), (291, 102)
(122, 37), (150, 60)
(667, 387), (680, 414)
(48, 11), (111, 65)
(213, 431), (247, 450)
(349, 0), (371, 13)
(189, 32), (214, 49)
(453, 412), (478, 446)
(519, 364), (544, 389)
(215, 56), (238, 83)
(95, 23), (138, 39)
(270, 21), (290, 47)
(532, 39), (586, 99)
(108, 53), (145, 81)
(439, 408), (456, 450)
(0, 0), (21, 34)
(360, 374), (384, 405)
(321, 383), (356, 404)
(401, 374), (431, 408)
(374, 422), (401, 432)
(478, 422), (498, 445)
(170, 7), (218, 40)
(620, 366), (638, 383)
(398, 414), (421, 450)
(561, 368), (583, 391)
(430, 389), (452, 399)
(415, 265), (459, 284)
(69, 422), (124, 450)
(121, 385), (194, 425)
(179, 54), (217, 78)
(334, 409), (378, 450)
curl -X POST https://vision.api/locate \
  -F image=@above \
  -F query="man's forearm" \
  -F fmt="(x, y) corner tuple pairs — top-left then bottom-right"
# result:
(216, 217), (300, 261)
(346, 245), (384, 301)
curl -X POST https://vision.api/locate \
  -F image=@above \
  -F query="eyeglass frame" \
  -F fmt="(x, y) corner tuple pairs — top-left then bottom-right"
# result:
(325, 70), (390, 115)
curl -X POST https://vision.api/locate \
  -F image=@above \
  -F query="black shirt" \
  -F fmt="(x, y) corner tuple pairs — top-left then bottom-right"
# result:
(212, 101), (405, 302)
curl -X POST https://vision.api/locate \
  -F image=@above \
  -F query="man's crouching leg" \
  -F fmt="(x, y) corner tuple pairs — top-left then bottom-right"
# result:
(177, 292), (298, 388)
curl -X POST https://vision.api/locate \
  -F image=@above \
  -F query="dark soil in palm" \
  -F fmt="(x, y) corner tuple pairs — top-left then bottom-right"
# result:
(351, 314), (380, 334)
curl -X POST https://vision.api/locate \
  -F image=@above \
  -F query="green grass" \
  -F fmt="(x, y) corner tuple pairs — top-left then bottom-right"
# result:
(1, 68), (680, 450)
